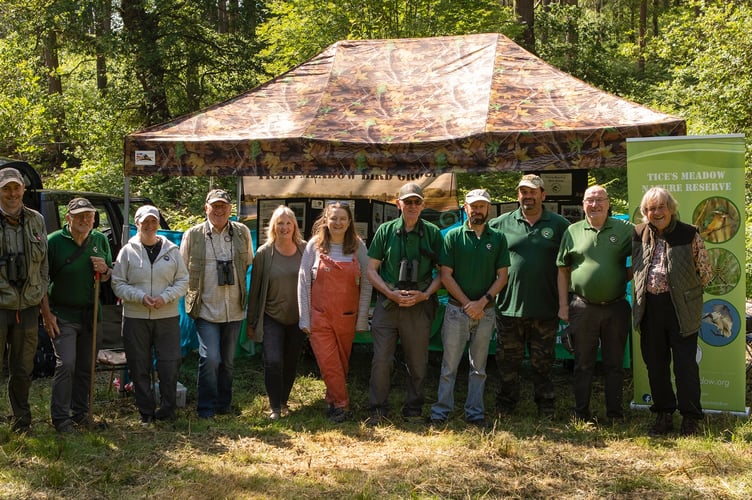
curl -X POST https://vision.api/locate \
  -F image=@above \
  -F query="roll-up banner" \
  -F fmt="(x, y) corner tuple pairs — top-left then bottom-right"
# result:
(627, 134), (748, 415)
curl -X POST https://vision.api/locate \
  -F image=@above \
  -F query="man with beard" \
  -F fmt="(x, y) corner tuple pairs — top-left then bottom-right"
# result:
(488, 174), (570, 418)
(429, 189), (509, 427)
(557, 185), (633, 423)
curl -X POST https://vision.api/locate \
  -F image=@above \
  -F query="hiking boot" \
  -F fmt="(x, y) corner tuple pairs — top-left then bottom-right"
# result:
(467, 418), (488, 430)
(680, 416), (701, 436)
(55, 419), (76, 434)
(649, 412), (674, 436)
(155, 408), (176, 421)
(537, 401), (556, 419)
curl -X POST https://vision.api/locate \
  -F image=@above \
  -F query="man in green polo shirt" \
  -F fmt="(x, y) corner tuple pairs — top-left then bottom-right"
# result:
(366, 182), (443, 426)
(489, 174), (570, 418)
(557, 185), (632, 423)
(41, 198), (112, 433)
(430, 189), (509, 427)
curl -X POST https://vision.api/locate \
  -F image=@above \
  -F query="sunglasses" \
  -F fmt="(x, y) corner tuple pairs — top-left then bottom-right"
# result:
(327, 200), (350, 207)
(401, 199), (423, 206)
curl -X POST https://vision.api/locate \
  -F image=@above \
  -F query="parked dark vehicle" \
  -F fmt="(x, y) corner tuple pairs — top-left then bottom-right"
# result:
(0, 158), (170, 377)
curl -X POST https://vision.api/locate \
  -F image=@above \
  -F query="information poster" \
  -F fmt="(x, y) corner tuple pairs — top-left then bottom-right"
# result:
(627, 134), (747, 415)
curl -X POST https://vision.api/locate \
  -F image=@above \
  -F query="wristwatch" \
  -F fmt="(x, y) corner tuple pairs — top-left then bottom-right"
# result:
(484, 292), (494, 303)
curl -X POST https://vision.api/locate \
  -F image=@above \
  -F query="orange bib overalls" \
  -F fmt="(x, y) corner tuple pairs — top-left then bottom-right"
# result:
(309, 253), (360, 409)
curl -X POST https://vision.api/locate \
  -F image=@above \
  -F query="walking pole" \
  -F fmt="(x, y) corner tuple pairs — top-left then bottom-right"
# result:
(88, 271), (101, 429)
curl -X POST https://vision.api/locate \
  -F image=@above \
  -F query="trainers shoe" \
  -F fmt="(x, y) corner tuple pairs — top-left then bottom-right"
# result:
(280, 404), (290, 417)
(680, 416), (701, 436)
(328, 407), (352, 423)
(140, 414), (154, 427)
(649, 412), (674, 436)
(268, 410), (281, 421)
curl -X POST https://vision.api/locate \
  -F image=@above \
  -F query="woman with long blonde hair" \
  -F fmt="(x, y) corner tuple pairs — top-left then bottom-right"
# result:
(247, 205), (306, 420)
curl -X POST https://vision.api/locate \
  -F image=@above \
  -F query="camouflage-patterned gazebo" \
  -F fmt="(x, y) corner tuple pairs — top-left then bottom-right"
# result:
(123, 33), (685, 178)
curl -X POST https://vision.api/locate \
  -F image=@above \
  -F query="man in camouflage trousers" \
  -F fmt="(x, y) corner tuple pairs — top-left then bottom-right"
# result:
(488, 174), (570, 417)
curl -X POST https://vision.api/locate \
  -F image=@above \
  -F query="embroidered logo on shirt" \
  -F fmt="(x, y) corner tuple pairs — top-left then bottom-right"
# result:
(609, 235), (619, 244)
(541, 227), (554, 239)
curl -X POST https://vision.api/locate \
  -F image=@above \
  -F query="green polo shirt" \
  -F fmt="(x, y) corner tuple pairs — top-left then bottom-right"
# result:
(489, 207), (570, 318)
(368, 216), (442, 290)
(556, 217), (633, 303)
(440, 222), (510, 300)
(47, 225), (112, 322)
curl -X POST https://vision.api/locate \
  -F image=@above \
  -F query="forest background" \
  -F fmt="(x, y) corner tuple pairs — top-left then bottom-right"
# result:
(1, 0), (750, 296)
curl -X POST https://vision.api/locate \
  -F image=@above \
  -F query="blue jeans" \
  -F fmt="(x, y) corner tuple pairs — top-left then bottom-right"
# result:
(431, 303), (495, 422)
(195, 319), (242, 417)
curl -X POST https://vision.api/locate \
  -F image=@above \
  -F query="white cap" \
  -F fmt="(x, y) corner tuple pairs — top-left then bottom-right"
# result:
(465, 189), (491, 204)
(135, 205), (160, 223)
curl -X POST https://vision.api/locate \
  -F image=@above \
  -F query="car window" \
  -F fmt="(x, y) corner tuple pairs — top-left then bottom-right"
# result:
(56, 203), (111, 232)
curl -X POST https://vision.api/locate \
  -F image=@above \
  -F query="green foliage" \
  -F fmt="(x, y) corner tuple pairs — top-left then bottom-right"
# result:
(257, 0), (516, 76)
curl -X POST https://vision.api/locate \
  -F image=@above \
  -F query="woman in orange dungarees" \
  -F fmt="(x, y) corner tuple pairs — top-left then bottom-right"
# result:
(298, 202), (372, 423)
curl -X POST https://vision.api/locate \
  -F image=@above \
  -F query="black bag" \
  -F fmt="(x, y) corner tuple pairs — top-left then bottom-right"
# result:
(560, 325), (575, 355)
(32, 325), (56, 379)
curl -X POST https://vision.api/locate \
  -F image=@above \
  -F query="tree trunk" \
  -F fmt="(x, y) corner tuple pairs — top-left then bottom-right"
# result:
(515, 0), (536, 53)
(120, 0), (171, 125)
(95, 0), (112, 95)
(43, 29), (66, 168)
(638, 0), (647, 73)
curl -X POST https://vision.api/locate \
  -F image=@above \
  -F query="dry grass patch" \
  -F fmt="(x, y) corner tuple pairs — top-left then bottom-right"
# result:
(1, 350), (752, 498)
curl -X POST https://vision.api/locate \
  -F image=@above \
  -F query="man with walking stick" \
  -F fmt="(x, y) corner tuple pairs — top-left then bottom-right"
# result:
(41, 198), (112, 433)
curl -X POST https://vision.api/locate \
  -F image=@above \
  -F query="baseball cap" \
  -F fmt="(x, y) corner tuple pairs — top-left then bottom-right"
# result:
(0, 168), (25, 188)
(465, 189), (492, 205)
(517, 174), (544, 190)
(67, 197), (96, 215)
(398, 183), (424, 200)
(206, 189), (232, 204)
(134, 205), (160, 223)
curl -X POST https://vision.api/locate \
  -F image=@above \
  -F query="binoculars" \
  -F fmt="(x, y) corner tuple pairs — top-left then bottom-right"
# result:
(397, 258), (419, 289)
(216, 259), (235, 286)
(1, 252), (27, 285)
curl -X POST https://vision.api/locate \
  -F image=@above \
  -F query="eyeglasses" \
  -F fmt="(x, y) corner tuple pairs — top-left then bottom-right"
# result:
(583, 197), (608, 204)
(327, 201), (349, 207)
(401, 199), (423, 206)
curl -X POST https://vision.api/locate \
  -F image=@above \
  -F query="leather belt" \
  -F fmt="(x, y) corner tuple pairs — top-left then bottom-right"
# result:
(572, 293), (625, 306)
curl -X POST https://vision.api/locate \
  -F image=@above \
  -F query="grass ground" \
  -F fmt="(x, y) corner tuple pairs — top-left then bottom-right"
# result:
(2, 345), (752, 499)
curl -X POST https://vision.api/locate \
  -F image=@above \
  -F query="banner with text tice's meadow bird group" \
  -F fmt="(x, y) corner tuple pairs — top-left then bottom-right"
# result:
(627, 135), (748, 415)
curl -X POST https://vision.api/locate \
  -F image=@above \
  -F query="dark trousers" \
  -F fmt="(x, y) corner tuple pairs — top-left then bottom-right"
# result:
(368, 299), (434, 415)
(122, 316), (181, 417)
(262, 314), (305, 411)
(50, 318), (93, 426)
(568, 296), (630, 418)
(0, 306), (39, 429)
(640, 292), (702, 419)
(495, 315), (559, 409)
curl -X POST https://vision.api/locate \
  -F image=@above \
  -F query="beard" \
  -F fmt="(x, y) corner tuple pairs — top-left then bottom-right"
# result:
(470, 213), (487, 225)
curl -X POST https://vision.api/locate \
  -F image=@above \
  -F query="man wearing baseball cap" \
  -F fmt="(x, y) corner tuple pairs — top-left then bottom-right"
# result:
(430, 189), (510, 427)
(366, 182), (443, 425)
(41, 197), (112, 432)
(180, 188), (253, 419)
(488, 174), (570, 418)
(0, 167), (48, 433)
